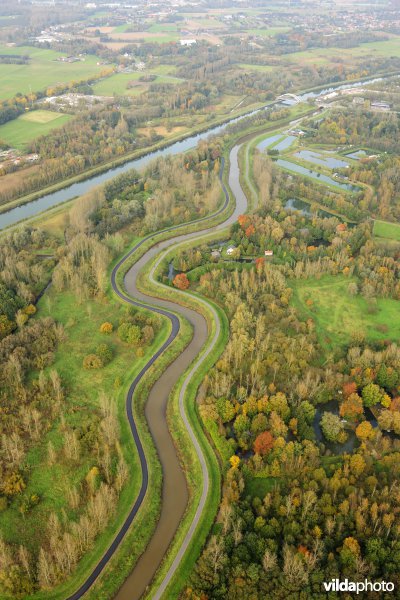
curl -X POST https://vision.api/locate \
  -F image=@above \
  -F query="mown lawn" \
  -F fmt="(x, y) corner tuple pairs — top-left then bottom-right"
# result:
(0, 110), (71, 149)
(373, 219), (400, 242)
(283, 36), (400, 66)
(290, 275), (400, 348)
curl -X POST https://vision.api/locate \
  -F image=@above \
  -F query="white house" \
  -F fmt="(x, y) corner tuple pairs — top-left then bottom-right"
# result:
(180, 39), (197, 47)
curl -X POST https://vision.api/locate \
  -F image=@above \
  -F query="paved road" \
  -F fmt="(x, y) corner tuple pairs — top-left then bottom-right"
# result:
(66, 145), (247, 600)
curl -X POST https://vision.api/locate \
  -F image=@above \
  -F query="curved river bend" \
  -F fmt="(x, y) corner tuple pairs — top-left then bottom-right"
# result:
(65, 145), (247, 600)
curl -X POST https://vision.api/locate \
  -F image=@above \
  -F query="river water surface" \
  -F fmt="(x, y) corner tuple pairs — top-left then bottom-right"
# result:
(0, 75), (392, 230)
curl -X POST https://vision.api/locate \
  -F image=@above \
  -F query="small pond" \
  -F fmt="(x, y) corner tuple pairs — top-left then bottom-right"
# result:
(274, 135), (297, 151)
(276, 159), (359, 191)
(295, 149), (350, 169)
(257, 133), (283, 152)
(346, 149), (367, 160)
(284, 198), (334, 219)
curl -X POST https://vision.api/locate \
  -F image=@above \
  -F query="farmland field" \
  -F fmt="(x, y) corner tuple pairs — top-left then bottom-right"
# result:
(283, 35), (400, 66)
(238, 63), (276, 72)
(0, 110), (71, 149)
(0, 45), (105, 100)
(246, 27), (291, 36)
(291, 275), (400, 347)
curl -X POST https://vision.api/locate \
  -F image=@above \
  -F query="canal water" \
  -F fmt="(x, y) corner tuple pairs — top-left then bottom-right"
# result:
(0, 106), (270, 230)
(0, 75), (392, 230)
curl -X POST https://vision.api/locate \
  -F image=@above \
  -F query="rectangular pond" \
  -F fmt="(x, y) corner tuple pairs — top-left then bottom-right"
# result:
(276, 159), (359, 191)
(274, 135), (296, 151)
(256, 133), (284, 152)
(346, 149), (367, 160)
(295, 149), (350, 169)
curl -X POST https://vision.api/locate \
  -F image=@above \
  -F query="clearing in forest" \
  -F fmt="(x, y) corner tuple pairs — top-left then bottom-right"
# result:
(290, 275), (400, 347)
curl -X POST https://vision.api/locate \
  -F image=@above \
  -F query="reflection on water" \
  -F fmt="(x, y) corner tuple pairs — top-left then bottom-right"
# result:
(284, 197), (333, 219)
(346, 149), (367, 160)
(256, 133), (283, 151)
(274, 135), (296, 151)
(1, 74), (392, 230)
(295, 149), (349, 169)
(0, 106), (267, 230)
(276, 158), (358, 191)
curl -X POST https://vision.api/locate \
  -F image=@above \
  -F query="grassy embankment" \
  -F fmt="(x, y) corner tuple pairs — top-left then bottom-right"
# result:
(243, 127), (362, 223)
(135, 235), (234, 600)
(0, 274), (176, 600)
(7, 148), (235, 599)
(290, 274), (400, 350)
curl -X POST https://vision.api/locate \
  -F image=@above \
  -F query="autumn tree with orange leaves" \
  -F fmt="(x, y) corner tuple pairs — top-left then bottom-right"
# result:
(173, 273), (190, 290)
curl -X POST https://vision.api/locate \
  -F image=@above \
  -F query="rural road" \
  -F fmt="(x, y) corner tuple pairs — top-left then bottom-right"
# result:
(66, 144), (248, 600)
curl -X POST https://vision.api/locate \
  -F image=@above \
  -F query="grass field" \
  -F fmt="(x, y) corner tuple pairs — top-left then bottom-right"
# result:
(92, 71), (183, 96)
(238, 63), (276, 72)
(148, 23), (179, 33)
(245, 477), (279, 498)
(291, 275), (400, 347)
(0, 280), (174, 600)
(185, 17), (222, 29)
(373, 219), (400, 242)
(0, 45), (105, 100)
(247, 26), (290, 37)
(0, 109), (71, 149)
(283, 36), (400, 66)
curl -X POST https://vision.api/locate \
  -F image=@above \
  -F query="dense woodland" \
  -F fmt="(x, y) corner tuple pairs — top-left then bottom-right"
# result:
(181, 192), (400, 599)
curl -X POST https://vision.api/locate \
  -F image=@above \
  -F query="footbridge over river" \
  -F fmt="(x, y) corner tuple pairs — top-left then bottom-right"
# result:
(277, 92), (302, 104)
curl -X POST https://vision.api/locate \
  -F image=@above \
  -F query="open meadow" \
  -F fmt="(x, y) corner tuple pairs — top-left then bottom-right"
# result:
(0, 45), (105, 100)
(0, 110), (71, 149)
(373, 219), (400, 242)
(291, 275), (400, 348)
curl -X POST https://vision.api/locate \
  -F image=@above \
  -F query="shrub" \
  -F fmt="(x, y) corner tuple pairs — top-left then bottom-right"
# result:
(83, 354), (103, 369)
(118, 322), (141, 345)
(320, 412), (347, 443)
(24, 304), (37, 315)
(96, 343), (113, 365)
(100, 321), (113, 334)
